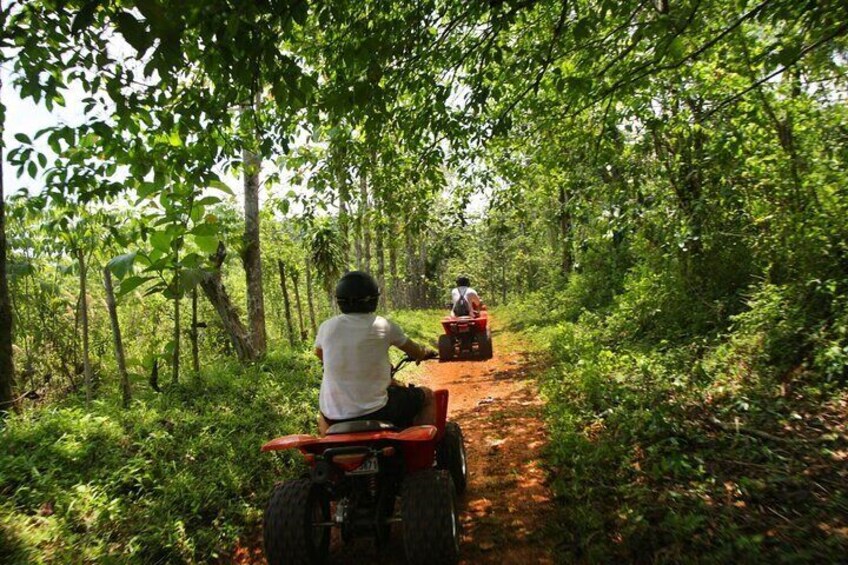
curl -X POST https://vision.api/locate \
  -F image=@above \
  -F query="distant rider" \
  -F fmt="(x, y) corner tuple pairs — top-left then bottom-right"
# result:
(451, 276), (482, 318)
(314, 271), (438, 435)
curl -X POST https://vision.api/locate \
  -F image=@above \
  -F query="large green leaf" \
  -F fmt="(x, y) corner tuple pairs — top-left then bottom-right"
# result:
(150, 230), (173, 252)
(107, 251), (137, 279)
(193, 235), (219, 254)
(118, 275), (155, 296)
(190, 223), (219, 237)
(209, 180), (234, 196)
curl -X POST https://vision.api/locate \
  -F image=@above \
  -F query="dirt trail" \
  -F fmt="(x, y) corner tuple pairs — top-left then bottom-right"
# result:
(328, 317), (559, 564)
(419, 321), (558, 564)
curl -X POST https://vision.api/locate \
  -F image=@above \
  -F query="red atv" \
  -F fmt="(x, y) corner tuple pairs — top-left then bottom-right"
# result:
(261, 356), (467, 565)
(438, 308), (493, 361)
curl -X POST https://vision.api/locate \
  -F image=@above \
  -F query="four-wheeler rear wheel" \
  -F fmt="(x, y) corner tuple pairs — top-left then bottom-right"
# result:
(264, 479), (330, 565)
(438, 334), (454, 362)
(401, 469), (460, 565)
(478, 334), (493, 360)
(437, 422), (468, 495)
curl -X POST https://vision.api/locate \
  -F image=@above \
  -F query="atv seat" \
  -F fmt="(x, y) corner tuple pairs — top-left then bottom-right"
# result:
(326, 420), (398, 435)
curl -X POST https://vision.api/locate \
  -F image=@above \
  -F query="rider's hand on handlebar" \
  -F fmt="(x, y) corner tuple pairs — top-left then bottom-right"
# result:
(413, 346), (438, 364)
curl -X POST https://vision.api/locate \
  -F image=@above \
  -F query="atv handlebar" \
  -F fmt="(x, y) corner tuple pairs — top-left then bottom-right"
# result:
(391, 352), (438, 376)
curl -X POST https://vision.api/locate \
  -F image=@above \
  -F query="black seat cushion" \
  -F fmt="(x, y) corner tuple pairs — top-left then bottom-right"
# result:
(326, 420), (398, 435)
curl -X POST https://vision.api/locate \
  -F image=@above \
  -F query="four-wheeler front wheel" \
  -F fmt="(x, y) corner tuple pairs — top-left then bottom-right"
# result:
(264, 478), (330, 565)
(437, 422), (468, 495)
(401, 469), (460, 565)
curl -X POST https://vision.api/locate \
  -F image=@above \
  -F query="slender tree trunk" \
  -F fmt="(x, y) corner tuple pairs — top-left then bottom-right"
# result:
(360, 171), (371, 274)
(354, 216), (363, 270)
(388, 223), (399, 309)
(77, 249), (92, 404)
(336, 148), (351, 269)
(501, 259), (507, 305)
(418, 239), (428, 307)
(199, 244), (258, 363)
(277, 260), (296, 347)
(191, 287), (199, 373)
(103, 268), (131, 408)
(558, 185), (572, 276)
(291, 269), (306, 341)
(375, 215), (387, 312)
(243, 105), (267, 356)
(304, 260), (317, 334)
(172, 285), (180, 385)
(149, 358), (160, 392)
(0, 85), (16, 410)
(405, 229), (415, 308)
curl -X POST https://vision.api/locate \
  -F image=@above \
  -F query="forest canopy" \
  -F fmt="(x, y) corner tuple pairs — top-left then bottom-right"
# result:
(1, 0), (847, 562)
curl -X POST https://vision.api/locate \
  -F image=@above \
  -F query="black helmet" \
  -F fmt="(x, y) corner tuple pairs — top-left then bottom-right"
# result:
(456, 275), (470, 287)
(336, 271), (380, 313)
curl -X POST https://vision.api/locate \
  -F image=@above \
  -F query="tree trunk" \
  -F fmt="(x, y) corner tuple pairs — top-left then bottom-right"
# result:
(191, 286), (199, 373)
(77, 249), (93, 404)
(360, 170), (371, 274)
(103, 268), (131, 408)
(558, 185), (572, 276)
(501, 259), (507, 305)
(405, 229), (415, 308)
(200, 244), (259, 363)
(336, 148), (351, 269)
(172, 283), (180, 385)
(291, 269), (307, 341)
(149, 358), (160, 392)
(354, 216), (363, 271)
(304, 260), (317, 334)
(0, 85), (16, 411)
(388, 223), (399, 309)
(277, 260), (297, 347)
(375, 214), (387, 312)
(418, 239), (428, 308)
(243, 109), (267, 357)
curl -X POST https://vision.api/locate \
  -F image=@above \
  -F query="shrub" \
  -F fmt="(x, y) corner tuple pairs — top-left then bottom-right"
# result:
(0, 350), (319, 563)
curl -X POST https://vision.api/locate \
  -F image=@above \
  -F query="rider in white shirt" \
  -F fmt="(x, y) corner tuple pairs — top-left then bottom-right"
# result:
(450, 276), (482, 318)
(314, 271), (438, 434)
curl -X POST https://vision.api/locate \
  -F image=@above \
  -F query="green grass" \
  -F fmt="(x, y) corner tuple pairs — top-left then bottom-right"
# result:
(387, 308), (444, 347)
(0, 349), (320, 563)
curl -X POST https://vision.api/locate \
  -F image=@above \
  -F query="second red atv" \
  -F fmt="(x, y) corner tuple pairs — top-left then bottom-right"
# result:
(438, 308), (493, 361)
(261, 356), (467, 565)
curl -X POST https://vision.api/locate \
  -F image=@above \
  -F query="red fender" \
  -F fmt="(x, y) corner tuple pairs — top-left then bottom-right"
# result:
(262, 389), (451, 472)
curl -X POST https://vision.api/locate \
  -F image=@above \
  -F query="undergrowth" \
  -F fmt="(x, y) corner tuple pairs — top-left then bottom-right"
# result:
(507, 273), (848, 562)
(0, 349), (320, 563)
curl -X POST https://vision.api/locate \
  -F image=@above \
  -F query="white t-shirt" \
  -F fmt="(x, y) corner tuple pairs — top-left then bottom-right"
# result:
(314, 314), (409, 420)
(451, 286), (481, 317)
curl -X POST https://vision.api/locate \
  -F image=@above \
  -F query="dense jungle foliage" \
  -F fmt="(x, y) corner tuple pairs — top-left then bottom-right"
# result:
(1, 0), (847, 562)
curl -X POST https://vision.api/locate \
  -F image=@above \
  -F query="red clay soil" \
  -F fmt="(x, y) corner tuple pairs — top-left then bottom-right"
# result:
(419, 327), (558, 565)
(234, 318), (559, 564)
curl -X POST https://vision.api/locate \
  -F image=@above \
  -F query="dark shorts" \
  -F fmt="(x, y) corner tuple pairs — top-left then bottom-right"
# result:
(324, 385), (426, 429)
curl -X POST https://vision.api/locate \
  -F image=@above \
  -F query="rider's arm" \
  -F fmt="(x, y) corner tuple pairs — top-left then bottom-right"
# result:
(398, 339), (435, 362)
(314, 347), (323, 362)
